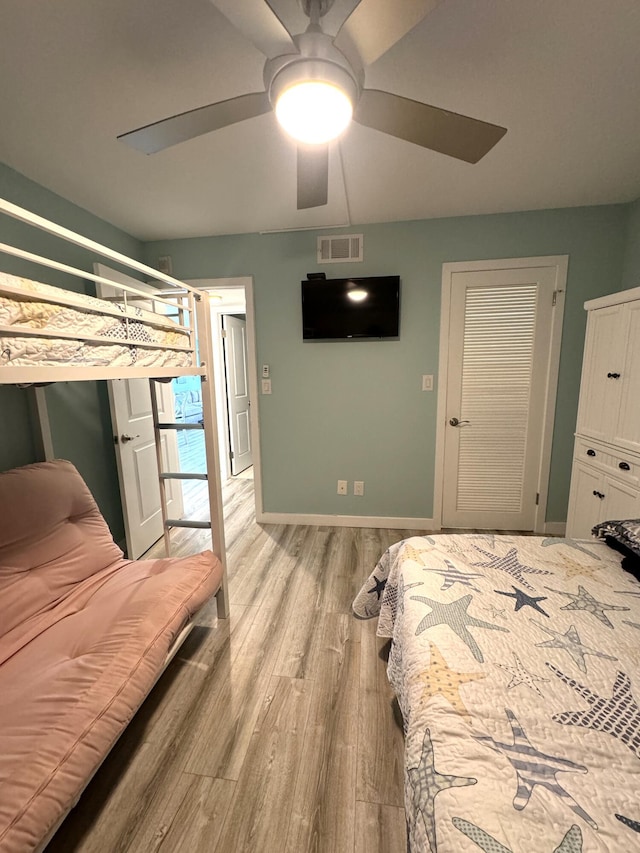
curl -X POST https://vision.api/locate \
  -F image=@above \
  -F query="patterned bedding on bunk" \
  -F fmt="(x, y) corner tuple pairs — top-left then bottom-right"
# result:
(353, 533), (640, 852)
(0, 272), (191, 368)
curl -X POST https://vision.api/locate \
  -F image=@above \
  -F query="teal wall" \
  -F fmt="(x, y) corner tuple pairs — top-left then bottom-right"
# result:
(0, 164), (144, 541)
(1, 157), (636, 529)
(144, 204), (629, 524)
(622, 198), (640, 290)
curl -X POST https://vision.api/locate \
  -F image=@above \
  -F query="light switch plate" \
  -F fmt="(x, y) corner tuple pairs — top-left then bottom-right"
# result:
(422, 374), (434, 391)
(261, 379), (272, 394)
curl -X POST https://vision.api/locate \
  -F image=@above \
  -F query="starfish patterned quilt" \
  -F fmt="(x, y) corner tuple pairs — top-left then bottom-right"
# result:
(353, 533), (640, 852)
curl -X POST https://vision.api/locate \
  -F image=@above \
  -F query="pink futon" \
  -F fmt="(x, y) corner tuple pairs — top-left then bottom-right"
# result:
(0, 460), (222, 853)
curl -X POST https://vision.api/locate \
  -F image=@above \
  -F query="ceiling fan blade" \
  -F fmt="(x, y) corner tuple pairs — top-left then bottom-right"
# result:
(297, 144), (329, 209)
(118, 92), (272, 154)
(354, 89), (507, 164)
(209, 0), (296, 59)
(334, 0), (442, 67)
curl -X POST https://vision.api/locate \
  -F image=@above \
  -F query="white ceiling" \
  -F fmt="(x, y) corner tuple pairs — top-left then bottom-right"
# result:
(1, 0), (639, 241)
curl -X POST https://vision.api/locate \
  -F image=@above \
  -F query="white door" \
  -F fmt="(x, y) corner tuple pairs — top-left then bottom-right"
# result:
(566, 461), (604, 539)
(94, 264), (183, 558)
(223, 314), (253, 475)
(441, 263), (560, 530)
(602, 475), (640, 524)
(613, 300), (640, 453)
(576, 304), (625, 444)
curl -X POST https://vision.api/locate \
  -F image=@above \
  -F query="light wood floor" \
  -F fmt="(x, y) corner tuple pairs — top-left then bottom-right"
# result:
(46, 474), (422, 853)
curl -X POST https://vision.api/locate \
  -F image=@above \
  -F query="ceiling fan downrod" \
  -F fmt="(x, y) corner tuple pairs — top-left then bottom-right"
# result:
(299, 0), (335, 23)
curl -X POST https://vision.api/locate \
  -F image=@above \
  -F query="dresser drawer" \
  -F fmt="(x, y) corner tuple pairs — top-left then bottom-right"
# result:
(574, 437), (640, 486)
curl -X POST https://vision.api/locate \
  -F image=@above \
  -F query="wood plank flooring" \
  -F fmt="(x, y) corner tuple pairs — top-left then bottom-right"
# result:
(46, 475), (421, 853)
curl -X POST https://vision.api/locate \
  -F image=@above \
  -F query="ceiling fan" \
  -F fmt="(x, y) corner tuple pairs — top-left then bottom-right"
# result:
(118, 0), (507, 210)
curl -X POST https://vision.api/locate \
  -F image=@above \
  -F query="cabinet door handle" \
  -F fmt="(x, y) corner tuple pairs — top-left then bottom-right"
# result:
(592, 490), (605, 499)
(619, 461), (631, 471)
(586, 448), (596, 457)
(607, 372), (621, 379)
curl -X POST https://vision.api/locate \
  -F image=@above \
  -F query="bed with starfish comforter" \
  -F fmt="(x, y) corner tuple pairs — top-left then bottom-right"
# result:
(353, 533), (640, 852)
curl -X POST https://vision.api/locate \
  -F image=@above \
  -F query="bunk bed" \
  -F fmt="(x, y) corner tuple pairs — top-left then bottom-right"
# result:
(0, 198), (230, 853)
(354, 532), (640, 852)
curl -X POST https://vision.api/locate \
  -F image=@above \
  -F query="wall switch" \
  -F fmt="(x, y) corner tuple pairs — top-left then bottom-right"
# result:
(262, 364), (270, 378)
(422, 374), (434, 391)
(337, 480), (348, 495)
(261, 379), (272, 394)
(354, 480), (364, 496)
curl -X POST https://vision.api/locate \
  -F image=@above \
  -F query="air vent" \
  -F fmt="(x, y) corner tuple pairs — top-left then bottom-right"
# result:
(317, 234), (364, 264)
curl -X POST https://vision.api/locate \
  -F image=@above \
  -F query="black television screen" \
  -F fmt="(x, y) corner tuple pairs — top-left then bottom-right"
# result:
(301, 276), (400, 340)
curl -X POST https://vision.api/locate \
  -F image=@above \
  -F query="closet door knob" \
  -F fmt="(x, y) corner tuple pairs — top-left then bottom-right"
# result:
(607, 372), (621, 379)
(121, 433), (140, 443)
(619, 461), (631, 471)
(586, 449), (596, 457)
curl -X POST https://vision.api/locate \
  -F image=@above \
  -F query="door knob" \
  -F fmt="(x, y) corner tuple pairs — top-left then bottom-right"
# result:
(449, 417), (470, 427)
(120, 433), (140, 443)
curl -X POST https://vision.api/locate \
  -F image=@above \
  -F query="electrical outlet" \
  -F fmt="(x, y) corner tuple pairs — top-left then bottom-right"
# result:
(261, 379), (272, 394)
(337, 480), (348, 495)
(354, 481), (364, 496)
(262, 364), (270, 378)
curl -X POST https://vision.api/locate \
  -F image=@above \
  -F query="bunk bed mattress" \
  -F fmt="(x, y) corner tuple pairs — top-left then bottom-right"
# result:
(353, 533), (640, 852)
(1, 335), (192, 368)
(0, 272), (190, 359)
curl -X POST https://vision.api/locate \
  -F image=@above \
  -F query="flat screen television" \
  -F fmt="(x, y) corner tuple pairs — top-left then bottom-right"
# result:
(301, 275), (400, 340)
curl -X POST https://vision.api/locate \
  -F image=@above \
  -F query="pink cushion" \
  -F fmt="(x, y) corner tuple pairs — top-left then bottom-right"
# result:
(0, 460), (124, 639)
(0, 460), (222, 853)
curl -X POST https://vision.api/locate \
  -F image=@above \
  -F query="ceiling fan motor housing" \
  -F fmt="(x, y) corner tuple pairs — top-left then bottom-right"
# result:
(264, 30), (363, 113)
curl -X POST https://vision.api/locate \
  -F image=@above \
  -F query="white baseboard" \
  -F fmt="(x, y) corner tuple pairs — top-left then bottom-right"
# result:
(255, 512), (567, 536)
(543, 522), (566, 536)
(255, 511), (438, 530)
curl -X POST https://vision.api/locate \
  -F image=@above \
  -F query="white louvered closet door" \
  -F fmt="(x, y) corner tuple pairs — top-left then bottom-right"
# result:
(442, 266), (556, 530)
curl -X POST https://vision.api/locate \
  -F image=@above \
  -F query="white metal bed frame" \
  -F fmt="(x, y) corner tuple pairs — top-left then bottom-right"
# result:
(0, 196), (229, 618)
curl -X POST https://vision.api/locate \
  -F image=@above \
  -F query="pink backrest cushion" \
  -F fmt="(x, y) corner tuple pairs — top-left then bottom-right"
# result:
(0, 460), (124, 638)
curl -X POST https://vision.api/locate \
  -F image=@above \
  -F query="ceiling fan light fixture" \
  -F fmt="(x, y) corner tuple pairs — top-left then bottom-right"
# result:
(276, 80), (352, 145)
(269, 58), (358, 146)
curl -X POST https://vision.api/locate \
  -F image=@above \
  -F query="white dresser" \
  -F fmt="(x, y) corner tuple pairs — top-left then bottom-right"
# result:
(566, 286), (640, 538)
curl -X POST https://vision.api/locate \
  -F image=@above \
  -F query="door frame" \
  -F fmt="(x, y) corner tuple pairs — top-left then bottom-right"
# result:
(433, 255), (568, 534)
(185, 277), (263, 520)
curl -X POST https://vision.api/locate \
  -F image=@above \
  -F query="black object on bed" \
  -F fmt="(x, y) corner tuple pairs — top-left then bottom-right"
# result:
(592, 518), (640, 578)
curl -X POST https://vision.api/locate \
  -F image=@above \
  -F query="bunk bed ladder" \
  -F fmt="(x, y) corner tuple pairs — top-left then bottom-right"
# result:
(148, 292), (230, 618)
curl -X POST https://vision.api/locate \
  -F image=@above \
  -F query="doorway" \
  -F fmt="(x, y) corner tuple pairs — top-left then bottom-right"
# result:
(434, 256), (568, 532)
(179, 277), (261, 523)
